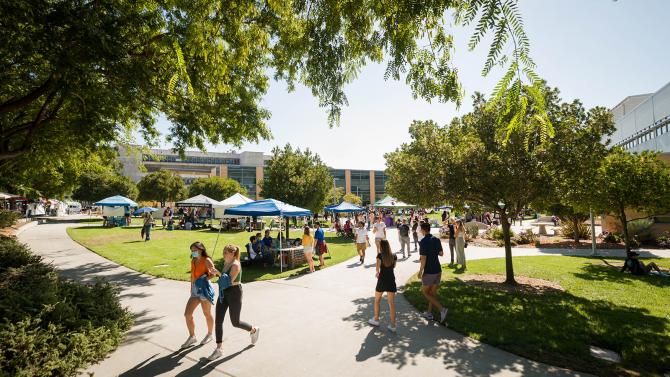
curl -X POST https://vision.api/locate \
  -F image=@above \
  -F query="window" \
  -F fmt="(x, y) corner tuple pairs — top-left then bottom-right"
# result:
(374, 171), (387, 199)
(228, 166), (258, 196)
(350, 170), (371, 204)
(329, 169), (346, 189)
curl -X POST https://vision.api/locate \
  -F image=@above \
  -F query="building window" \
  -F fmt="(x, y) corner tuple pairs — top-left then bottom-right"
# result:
(350, 170), (371, 204)
(329, 169), (346, 189)
(228, 166), (257, 196)
(374, 171), (387, 199)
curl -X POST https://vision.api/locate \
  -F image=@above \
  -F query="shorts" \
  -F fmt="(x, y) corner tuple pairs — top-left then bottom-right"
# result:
(316, 241), (328, 256)
(421, 273), (442, 287)
(356, 243), (367, 252)
(190, 284), (209, 301)
(304, 245), (314, 254)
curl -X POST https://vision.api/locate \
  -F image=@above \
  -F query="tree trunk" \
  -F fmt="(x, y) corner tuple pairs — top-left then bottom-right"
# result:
(620, 208), (630, 252)
(285, 217), (290, 241)
(501, 213), (517, 285)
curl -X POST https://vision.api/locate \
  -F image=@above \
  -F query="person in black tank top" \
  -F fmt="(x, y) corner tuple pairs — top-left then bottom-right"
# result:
(368, 240), (398, 332)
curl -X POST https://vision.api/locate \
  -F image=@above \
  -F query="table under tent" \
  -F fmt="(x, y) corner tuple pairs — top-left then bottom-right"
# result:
(175, 194), (219, 229)
(93, 195), (138, 227)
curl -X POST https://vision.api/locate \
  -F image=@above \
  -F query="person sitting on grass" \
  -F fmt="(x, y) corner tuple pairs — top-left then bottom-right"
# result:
(621, 251), (665, 276)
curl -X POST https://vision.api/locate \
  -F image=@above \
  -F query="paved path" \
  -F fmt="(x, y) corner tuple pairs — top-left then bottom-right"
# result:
(19, 222), (669, 377)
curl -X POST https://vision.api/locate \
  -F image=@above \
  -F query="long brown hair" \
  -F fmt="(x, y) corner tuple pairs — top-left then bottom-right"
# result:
(224, 244), (240, 261)
(190, 241), (209, 258)
(304, 226), (310, 236)
(379, 240), (395, 268)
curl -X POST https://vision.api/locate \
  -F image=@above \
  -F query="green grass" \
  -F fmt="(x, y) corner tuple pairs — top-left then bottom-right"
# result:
(67, 222), (357, 282)
(404, 256), (670, 376)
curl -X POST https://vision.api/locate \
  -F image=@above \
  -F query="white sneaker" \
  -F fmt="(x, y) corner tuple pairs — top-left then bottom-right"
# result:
(250, 327), (260, 345)
(440, 308), (449, 323)
(207, 348), (223, 361)
(200, 334), (213, 345)
(387, 325), (397, 333)
(420, 311), (433, 320)
(368, 318), (380, 327)
(180, 336), (197, 349)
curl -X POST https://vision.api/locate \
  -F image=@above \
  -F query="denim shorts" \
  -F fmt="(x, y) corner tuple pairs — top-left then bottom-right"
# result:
(190, 284), (209, 301)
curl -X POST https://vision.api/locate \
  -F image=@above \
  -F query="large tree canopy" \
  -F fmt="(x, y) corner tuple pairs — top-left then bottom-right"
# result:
(137, 169), (185, 206)
(72, 170), (138, 203)
(1, 0), (538, 173)
(188, 177), (248, 201)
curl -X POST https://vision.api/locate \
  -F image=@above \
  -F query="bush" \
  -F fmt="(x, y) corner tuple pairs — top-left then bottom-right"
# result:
(603, 232), (623, 244)
(0, 236), (132, 376)
(627, 218), (654, 245)
(561, 220), (591, 240)
(486, 227), (515, 241)
(657, 234), (670, 248)
(514, 229), (537, 245)
(464, 223), (479, 240)
(0, 209), (20, 228)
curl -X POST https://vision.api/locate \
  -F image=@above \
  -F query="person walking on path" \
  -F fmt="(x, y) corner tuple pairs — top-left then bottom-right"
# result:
(314, 222), (327, 268)
(411, 219), (419, 251)
(417, 223), (448, 324)
(208, 244), (260, 360)
(455, 219), (467, 270)
(398, 219), (411, 258)
(141, 212), (153, 241)
(302, 226), (316, 273)
(447, 219), (456, 266)
(368, 211), (375, 231)
(355, 221), (370, 264)
(181, 242), (217, 349)
(368, 240), (398, 332)
(373, 216), (387, 255)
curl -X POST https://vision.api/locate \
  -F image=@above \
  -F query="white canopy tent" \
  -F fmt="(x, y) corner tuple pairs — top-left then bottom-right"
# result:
(212, 193), (255, 219)
(176, 194), (219, 207)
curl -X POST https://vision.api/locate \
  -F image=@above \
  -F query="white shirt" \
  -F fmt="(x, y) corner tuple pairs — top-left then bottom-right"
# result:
(355, 228), (368, 243)
(373, 222), (386, 239)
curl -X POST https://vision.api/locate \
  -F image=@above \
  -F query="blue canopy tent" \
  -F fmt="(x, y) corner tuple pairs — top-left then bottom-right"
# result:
(94, 195), (138, 207)
(133, 206), (157, 216)
(324, 201), (365, 213)
(225, 199), (312, 272)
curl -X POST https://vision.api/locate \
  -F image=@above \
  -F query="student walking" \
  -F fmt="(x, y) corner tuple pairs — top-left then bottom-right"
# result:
(372, 217), (387, 255)
(142, 212), (153, 241)
(398, 219), (411, 258)
(447, 219), (456, 265)
(368, 240), (398, 332)
(455, 219), (467, 270)
(355, 221), (370, 264)
(314, 222), (327, 268)
(208, 244), (260, 360)
(302, 226), (316, 273)
(411, 219), (419, 251)
(417, 223), (448, 323)
(181, 242), (217, 349)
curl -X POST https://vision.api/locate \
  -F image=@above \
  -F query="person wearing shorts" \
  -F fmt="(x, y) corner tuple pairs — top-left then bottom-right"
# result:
(417, 222), (448, 324)
(355, 221), (370, 264)
(314, 222), (327, 267)
(181, 242), (217, 349)
(373, 217), (386, 255)
(302, 226), (316, 273)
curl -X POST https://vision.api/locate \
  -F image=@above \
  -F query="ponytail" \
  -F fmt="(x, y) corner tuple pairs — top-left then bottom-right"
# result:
(224, 244), (240, 261)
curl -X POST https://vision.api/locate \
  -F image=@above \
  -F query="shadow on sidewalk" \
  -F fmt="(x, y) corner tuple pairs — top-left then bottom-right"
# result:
(57, 261), (155, 289)
(118, 345), (206, 377)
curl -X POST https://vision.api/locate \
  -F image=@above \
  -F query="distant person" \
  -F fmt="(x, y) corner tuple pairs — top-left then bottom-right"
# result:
(455, 219), (466, 270)
(355, 221), (370, 264)
(447, 219), (456, 266)
(398, 219), (411, 258)
(302, 226), (316, 273)
(368, 240), (398, 332)
(314, 222), (327, 268)
(208, 244), (259, 360)
(621, 252), (665, 276)
(411, 219), (419, 252)
(373, 217), (387, 255)
(417, 223), (448, 324)
(181, 242), (217, 349)
(368, 211), (375, 231)
(441, 210), (447, 222)
(142, 212), (153, 241)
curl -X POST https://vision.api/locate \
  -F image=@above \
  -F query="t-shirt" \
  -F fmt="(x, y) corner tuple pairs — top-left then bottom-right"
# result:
(373, 222), (386, 239)
(302, 234), (314, 248)
(420, 234), (443, 274)
(448, 224), (455, 240)
(262, 236), (273, 248)
(355, 228), (368, 243)
(398, 224), (410, 237)
(314, 227), (325, 242)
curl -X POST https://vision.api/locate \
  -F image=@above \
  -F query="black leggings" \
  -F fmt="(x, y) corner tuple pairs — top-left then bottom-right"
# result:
(215, 285), (252, 343)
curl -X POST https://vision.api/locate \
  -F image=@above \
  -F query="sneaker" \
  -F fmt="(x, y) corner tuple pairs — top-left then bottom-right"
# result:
(200, 334), (213, 345)
(207, 348), (223, 361)
(387, 325), (397, 333)
(440, 308), (449, 323)
(250, 327), (260, 345)
(420, 311), (433, 320)
(368, 318), (380, 327)
(180, 336), (197, 349)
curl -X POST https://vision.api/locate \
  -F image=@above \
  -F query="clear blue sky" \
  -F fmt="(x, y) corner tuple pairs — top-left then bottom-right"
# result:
(148, 0), (670, 170)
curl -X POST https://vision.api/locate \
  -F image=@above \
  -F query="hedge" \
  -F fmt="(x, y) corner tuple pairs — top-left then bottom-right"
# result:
(0, 236), (133, 376)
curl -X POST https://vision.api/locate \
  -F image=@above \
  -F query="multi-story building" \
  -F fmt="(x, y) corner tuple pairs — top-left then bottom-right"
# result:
(612, 81), (670, 161)
(118, 146), (387, 203)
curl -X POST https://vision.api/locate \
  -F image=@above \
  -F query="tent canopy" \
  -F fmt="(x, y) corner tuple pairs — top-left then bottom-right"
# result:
(436, 204), (453, 210)
(214, 193), (255, 208)
(0, 192), (18, 200)
(325, 201), (365, 213)
(94, 195), (138, 207)
(225, 199), (312, 217)
(176, 194), (218, 207)
(133, 206), (157, 216)
(374, 196), (415, 208)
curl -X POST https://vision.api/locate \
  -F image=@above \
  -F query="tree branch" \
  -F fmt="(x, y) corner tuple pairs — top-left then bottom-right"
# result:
(0, 75), (55, 114)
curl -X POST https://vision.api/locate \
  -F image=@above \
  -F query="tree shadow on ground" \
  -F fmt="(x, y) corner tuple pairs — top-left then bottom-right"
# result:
(393, 279), (669, 376)
(118, 345), (206, 377)
(57, 261), (155, 289)
(572, 261), (670, 288)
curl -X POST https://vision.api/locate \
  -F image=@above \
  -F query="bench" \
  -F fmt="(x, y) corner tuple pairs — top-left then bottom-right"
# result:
(531, 222), (555, 235)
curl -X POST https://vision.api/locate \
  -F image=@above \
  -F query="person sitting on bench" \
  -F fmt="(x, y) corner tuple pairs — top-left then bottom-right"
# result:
(621, 251), (664, 276)
(246, 236), (273, 266)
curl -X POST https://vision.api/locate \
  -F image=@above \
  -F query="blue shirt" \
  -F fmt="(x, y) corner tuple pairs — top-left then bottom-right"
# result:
(315, 228), (325, 242)
(420, 234), (443, 274)
(262, 236), (273, 248)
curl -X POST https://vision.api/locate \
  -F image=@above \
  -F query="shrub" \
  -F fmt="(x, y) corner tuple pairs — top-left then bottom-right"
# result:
(486, 227), (515, 241)
(0, 236), (132, 376)
(464, 223), (479, 240)
(0, 209), (20, 228)
(514, 229), (537, 245)
(603, 232), (623, 244)
(561, 220), (591, 240)
(627, 218), (654, 245)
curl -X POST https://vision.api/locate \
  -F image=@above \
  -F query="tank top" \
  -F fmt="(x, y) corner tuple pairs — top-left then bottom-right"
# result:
(223, 261), (242, 284)
(191, 257), (210, 282)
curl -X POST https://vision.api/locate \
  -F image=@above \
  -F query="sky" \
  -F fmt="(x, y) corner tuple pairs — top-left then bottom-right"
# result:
(146, 0), (670, 170)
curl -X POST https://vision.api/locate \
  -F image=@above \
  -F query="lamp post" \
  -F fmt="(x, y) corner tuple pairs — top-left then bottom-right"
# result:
(590, 208), (597, 256)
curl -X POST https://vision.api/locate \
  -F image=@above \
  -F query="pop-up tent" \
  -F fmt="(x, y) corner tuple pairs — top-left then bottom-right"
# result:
(324, 201), (365, 213)
(94, 195), (138, 207)
(226, 199), (312, 272)
(213, 193), (255, 219)
(374, 195), (415, 208)
(176, 194), (219, 207)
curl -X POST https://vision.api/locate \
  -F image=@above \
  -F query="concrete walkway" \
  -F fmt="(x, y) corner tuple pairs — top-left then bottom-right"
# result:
(20, 222), (668, 377)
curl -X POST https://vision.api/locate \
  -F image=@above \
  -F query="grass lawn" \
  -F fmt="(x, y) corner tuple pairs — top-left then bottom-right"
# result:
(403, 256), (670, 376)
(67, 222), (357, 282)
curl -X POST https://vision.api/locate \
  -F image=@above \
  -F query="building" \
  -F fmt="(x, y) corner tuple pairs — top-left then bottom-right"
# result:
(612, 81), (670, 162)
(118, 146), (387, 203)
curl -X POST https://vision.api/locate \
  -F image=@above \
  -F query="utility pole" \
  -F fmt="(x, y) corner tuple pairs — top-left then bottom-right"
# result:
(590, 208), (597, 256)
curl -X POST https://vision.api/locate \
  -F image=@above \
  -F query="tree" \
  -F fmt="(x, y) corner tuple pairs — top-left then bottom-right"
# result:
(137, 170), (185, 207)
(261, 144), (333, 239)
(386, 89), (554, 284)
(343, 193), (363, 206)
(72, 171), (138, 203)
(327, 187), (345, 205)
(188, 177), (247, 201)
(1, 0), (538, 170)
(593, 149), (670, 252)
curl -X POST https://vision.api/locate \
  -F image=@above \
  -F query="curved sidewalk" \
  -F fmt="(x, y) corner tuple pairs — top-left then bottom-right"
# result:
(16, 222), (628, 377)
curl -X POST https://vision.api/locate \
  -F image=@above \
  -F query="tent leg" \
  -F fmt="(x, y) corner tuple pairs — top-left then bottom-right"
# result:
(279, 215), (283, 273)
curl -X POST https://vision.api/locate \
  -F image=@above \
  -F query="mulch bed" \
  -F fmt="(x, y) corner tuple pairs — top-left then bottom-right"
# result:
(456, 274), (565, 294)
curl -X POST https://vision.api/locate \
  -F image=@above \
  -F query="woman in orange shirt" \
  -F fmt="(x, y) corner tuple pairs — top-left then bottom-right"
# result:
(180, 241), (218, 348)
